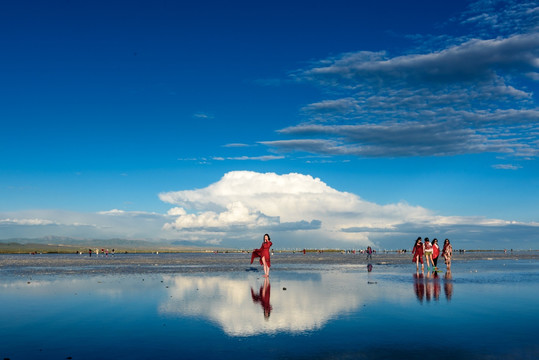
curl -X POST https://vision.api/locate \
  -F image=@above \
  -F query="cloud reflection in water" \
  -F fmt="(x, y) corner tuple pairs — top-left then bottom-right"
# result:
(158, 271), (405, 336)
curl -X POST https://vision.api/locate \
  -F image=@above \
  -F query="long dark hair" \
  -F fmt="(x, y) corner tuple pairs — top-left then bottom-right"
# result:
(264, 233), (271, 242)
(443, 238), (450, 251)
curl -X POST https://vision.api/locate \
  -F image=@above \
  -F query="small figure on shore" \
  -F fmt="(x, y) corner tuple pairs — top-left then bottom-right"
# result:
(250, 234), (273, 277)
(442, 239), (453, 270)
(432, 238), (440, 270)
(424, 238), (434, 270)
(366, 246), (373, 260)
(89, 249), (92, 257)
(412, 237), (424, 271)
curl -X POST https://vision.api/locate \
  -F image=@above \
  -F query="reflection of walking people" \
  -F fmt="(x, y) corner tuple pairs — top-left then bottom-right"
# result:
(442, 239), (453, 270)
(412, 237), (424, 271)
(251, 277), (272, 318)
(250, 234), (273, 277)
(432, 238), (440, 270)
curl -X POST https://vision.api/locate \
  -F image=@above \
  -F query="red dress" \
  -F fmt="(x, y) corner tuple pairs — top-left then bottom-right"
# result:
(412, 243), (424, 264)
(432, 244), (440, 259)
(251, 240), (272, 267)
(251, 284), (272, 315)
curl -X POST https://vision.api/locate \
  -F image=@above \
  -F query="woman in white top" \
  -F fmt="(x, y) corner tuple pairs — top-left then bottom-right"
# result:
(424, 238), (434, 270)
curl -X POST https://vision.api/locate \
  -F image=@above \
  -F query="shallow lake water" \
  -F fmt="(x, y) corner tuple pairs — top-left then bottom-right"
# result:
(1, 255), (537, 359)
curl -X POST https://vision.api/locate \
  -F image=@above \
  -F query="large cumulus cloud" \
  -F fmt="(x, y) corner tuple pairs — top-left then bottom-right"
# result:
(159, 171), (538, 248)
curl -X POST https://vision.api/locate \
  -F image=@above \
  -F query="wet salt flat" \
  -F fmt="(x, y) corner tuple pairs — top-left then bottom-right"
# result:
(1, 253), (538, 359)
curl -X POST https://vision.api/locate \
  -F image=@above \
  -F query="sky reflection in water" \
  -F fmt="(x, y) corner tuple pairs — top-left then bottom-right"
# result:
(1, 259), (538, 359)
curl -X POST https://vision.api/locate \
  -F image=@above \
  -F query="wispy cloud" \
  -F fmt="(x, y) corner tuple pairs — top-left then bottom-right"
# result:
(492, 163), (522, 170)
(223, 143), (251, 148)
(213, 155), (285, 161)
(0, 218), (57, 226)
(0, 209), (171, 240)
(457, 0), (539, 37)
(193, 112), (214, 119)
(262, 2), (538, 162)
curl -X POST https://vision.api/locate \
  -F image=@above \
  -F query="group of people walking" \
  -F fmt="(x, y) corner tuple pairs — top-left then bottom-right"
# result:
(249, 233), (454, 276)
(412, 237), (452, 271)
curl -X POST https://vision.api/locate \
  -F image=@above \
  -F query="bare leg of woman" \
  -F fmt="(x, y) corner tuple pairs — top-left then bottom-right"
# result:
(262, 256), (269, 277)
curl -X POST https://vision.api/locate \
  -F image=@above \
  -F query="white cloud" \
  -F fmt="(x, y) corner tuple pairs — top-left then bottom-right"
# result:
(213, 155), (285, 161)
(492, 163), (522, 170)
(1, 172), (537, 248)
(159, 171), (539, 248)
(167, 207), (187, 216)
(0, 218), (57, 226)
(223, 143), (250, 148)
(159, 171), (433, 246)
(98, 209), (166, 218)
(0, 209), (171, 240)
(193, 112), (214, 119)
(163, 201), (278, 232)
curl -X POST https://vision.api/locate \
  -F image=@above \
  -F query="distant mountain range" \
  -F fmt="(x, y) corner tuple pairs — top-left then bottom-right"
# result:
(0, 236), (223, 253)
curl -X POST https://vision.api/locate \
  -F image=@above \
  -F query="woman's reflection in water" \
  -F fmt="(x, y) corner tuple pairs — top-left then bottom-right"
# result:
(444, 269), (453, 301)
(413, 271), (425, 302)
(432, 271), (441, 301)
(367, 263), (373, 272)
(251, 277), (272, 319)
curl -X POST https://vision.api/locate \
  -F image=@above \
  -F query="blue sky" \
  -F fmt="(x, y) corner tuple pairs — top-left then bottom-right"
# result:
(1, 0), (538, 249)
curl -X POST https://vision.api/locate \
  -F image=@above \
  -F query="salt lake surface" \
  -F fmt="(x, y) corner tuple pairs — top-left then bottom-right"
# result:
(1, 252), (537, 359)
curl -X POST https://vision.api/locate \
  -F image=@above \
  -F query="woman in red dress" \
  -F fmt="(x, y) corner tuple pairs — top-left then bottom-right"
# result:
(251, 234), (273, 277)
(412, 237), (424, 271)
(432, 238), (440, 270)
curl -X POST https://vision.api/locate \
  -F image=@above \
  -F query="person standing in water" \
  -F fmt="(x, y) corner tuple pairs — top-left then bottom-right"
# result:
(442, 239), (453, 270)
(251, 234), (273, 277)
(432, 238), (440, 270)
(424, 238), (434, 270)
(412, 237), (424, 271)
